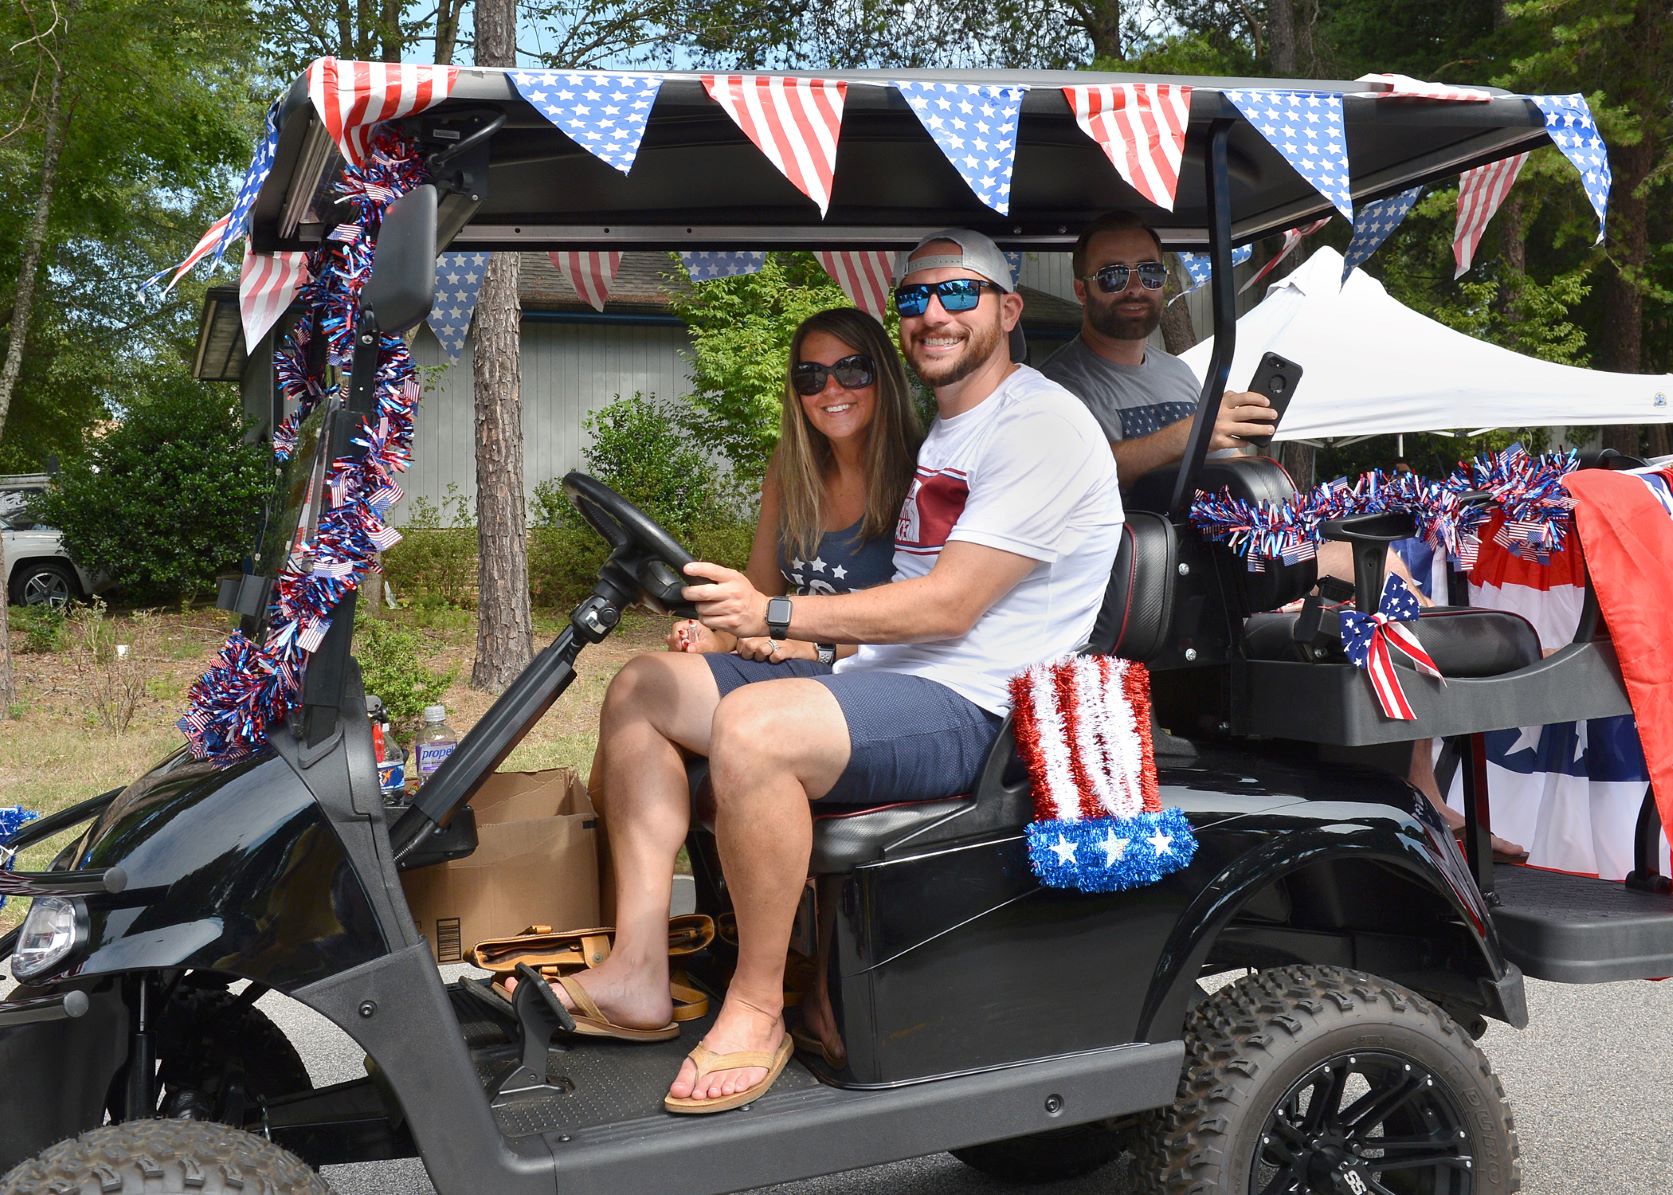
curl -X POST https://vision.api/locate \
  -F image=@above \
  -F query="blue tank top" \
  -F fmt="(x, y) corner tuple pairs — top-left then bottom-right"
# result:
(778, 518), (895, 596)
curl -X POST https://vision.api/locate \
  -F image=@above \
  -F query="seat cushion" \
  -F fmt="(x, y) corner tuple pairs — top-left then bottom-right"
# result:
(1089, 510), (1176, 660)
(1244, 606), (1543, 678)
(809, 798), (972, 872)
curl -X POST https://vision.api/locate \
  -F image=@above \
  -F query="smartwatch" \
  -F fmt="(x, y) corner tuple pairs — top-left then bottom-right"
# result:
(815, 643), (837, 665)
(766, 595), (794, 641)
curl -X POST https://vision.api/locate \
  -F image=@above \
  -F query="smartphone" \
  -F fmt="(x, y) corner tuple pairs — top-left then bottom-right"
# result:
(1243, 352), (1303, 451)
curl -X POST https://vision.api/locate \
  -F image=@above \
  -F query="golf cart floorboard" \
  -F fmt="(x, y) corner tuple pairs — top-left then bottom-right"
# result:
(1489, 864), (1673, 983)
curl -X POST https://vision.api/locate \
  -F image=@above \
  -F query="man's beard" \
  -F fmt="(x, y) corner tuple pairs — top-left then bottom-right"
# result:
(1087, 294), (1162, 341)
(906, 313), (1005, 387)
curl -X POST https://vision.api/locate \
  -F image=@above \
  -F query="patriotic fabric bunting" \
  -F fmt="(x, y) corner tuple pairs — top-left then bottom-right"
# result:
(1242, 218), (1330, 293)
(814, 250), (894, 319)
(1064, 83), (1192, 211)
(1340, 575), (1444, 721)
(1004, 249), (1026, 286)
(1011, 656), (1196, 893)
(1529, 94), (1610, 242)
(1221, 89), (1353, 220)
(680, 251), (768, 281)
(1342, 187), (1423, 281)
(703, 75), (847, 215)
(510, 70), (663, 174)
(552, 251), (622, 311)
(1355, 73), (1493, 103)
(148, 215), (234, 295)
(1175, 245), (1253, 294)
(428, 251), (489, 360)
(305, 58), (459, 168)
(1453, 153), (1528, 277)
(240, 250), (312, 347)
(894, 80), (1025, 214)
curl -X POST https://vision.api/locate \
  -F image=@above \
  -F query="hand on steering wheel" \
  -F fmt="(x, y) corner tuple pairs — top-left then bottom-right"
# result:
(681, 561), (770, 638)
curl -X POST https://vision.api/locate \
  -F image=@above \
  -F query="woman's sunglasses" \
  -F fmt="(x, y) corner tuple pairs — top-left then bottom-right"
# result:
(1082, 261), (1168, 293)
(892, 278), (1003, 317)
(792, 353), (876, 396)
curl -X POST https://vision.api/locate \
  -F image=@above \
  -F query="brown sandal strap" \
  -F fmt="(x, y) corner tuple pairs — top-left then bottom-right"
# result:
(685, 1039), (784, 1079)
(553, 973), (604, 1022)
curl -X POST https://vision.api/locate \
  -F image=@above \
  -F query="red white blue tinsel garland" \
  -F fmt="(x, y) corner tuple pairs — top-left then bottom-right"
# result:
(1011, 656), (1197, 893)
(179, 129), (428, 764)
(0, 806), (41, 912)
(1189, 444), (1577, 574)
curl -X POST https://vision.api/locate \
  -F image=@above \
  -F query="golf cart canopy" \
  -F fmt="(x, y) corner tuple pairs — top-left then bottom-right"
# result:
(250, 65), (1554, 256)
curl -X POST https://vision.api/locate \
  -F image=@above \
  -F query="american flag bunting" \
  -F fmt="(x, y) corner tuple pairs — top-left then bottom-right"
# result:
(1453, 153), (1527, 277)
(1241, 218), (1330, 293)
(1355, 73), (1493, 103)
(1342, 187), (1423, 281)
(702, 75), (848, 215)
(306, 58), (460, 168)
(552, 251), (622, 312)
(428, 251), (489, 361)
(1063, 83), (1192, 211)
(1175, 245), (1253, 294)
(510, 71), (664, 174)
(894, 81), (1025, 214)
(240, 251), (312, 347)
(1221, 89), (1353, 220)
(1530, 94), (1610, 243)
(149, 215), (232, 294)
(680, 251), (769, 281)
(815, 250), (894, 320)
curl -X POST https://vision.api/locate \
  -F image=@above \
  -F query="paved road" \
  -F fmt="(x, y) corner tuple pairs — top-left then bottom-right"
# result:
(281, 970), (1671, 1195)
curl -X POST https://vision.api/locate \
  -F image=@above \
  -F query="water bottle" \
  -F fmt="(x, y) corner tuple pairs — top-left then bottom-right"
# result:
(414, 704), (458, 786)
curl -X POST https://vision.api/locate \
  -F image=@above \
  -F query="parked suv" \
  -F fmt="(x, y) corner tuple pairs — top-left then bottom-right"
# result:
(1, 475), (99, 608)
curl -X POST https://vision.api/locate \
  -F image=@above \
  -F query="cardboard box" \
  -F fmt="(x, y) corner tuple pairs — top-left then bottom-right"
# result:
(400, 768), (600, 964)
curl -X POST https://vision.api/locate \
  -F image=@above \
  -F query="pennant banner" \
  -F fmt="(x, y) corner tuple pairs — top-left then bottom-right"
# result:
(239, 250), (311, 347)
(680, 251), (769, 281)
(1241, 218), (1330, 293)
(1355, 73), (1493, 103)
(306, 58), (460, 168)
(1221, 89), (1353, 220)
(1063, 83), (1192, 211)
(1530, 93), (1611, 243)
(703, 74), (847, 216)
(894, 80), (1025, 214)
(1175, 245), (1253, 294)
(552, 250), (622, 312)
(1342, 186), (1423, 281)
(1004, 249), (1025, 287)
(510, 70), (664, 174)
(428, 251), (488, 360)
(1453, 153), (1528, 277)
(815, 250), (893, 320)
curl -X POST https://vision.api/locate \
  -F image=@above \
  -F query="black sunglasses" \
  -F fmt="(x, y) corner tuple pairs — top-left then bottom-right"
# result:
(792, 353), (876, 396)
(1082, 261), (1168, 293)
(893, 278), (1003, 317)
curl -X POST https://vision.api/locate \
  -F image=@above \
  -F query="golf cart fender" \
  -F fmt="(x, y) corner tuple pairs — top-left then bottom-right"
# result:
(1137, 801), (1525, 1043)
(0, 980), (126, 1172)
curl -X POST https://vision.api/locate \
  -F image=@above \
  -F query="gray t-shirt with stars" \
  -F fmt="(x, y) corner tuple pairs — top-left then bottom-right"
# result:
(778, 518), (896, 596)
(1039, 336), (1201, 442)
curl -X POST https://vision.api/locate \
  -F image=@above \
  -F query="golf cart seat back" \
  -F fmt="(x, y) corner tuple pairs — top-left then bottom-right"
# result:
(1242, 605), (1543, 676)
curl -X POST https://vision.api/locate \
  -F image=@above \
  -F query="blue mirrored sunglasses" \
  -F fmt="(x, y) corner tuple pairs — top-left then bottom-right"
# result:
(893, 278), (1003, 317)
(1083, 261), (1168, 293)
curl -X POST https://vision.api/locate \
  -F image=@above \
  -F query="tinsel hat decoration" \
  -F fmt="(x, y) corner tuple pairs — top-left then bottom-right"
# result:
(1009, 655), (1196, 892)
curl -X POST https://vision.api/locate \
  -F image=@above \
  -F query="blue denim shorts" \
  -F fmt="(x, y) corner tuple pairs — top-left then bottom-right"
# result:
(704, 655), (1002, 805)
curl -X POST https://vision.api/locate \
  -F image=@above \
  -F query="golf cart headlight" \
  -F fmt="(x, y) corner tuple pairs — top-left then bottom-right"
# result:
(11, 896), (87, 981)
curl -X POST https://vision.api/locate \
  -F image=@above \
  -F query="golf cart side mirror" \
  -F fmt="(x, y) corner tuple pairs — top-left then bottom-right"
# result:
(362, 184), (438, 335)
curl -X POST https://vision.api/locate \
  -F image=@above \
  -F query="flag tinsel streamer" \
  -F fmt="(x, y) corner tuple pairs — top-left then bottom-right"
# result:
(180, 129), (428, 764)
(0, 806), (41, 912)
(1189, 445), (1577, 573)
(1011, 656), (1197, 893)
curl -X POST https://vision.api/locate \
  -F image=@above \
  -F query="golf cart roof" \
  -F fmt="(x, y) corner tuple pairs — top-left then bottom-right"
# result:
(251, 66), (1552, 256)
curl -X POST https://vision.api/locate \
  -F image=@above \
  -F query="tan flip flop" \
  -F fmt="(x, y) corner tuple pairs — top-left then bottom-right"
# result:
(663, 1033), (794, 1115)
(543, 973), (679, 1042)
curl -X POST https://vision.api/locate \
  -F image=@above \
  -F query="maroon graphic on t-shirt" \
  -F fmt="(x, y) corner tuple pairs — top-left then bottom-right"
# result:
(897, 467), (969, 555)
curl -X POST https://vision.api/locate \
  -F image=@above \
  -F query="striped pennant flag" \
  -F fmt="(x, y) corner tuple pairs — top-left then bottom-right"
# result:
(149, 214), (232, 294)
(1240, 218), (1330, 293)
(1063, 83), (1192, 211)
(306, 57), (460, 168)
(1453, 153), (1528, 277)
(239, 251), (312, 347)
(814, 250), (894, 320)
(552, 251), (622, 312)
(702, 75), (847, 216)
(1354, 73), (1493, 102)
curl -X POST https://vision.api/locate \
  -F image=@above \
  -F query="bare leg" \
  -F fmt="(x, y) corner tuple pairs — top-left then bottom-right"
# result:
(668, 679), (851, 1102)
(1408, 738), (1526, 859)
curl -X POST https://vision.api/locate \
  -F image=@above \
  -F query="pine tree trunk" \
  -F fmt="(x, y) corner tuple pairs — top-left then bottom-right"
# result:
(1075, 1), (1125, 62)
(469, 0), (533, 689)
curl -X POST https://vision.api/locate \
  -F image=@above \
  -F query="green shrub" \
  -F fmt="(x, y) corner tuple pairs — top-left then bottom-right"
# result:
(567, 393), (737, 538)
(528, 521), (603, 610)
(353, 611), (455, 734)
(384, 484), (478, 608)
(11, 603), (68, 654)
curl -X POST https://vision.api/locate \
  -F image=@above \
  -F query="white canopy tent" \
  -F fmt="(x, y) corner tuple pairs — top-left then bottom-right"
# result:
(1181, 246), (1673, 443)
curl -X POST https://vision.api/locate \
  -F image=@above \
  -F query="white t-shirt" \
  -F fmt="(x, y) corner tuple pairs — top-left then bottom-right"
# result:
(837, 365), (1124, 714)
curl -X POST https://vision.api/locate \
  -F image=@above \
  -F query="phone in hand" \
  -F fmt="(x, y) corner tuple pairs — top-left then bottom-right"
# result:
(1243, 352), (1303, 451)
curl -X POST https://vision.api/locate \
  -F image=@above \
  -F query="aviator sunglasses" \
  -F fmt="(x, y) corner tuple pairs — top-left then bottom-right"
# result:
(892, 278), (1004, 318)
(792, 353), (876, 397)
(1082, 260), (1168, 293)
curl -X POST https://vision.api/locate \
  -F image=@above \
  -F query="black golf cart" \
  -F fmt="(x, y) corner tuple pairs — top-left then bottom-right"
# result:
(3, 65), (1670, 1195)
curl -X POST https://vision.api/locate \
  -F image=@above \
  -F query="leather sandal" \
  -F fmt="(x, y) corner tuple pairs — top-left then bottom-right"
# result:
(663, 1033), (793, 1115)
(1452, 823), (1530, 864)
(548, 973), (680, 1042)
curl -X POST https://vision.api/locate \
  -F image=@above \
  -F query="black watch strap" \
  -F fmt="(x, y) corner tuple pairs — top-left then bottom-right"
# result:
(766, 596), (794, 640)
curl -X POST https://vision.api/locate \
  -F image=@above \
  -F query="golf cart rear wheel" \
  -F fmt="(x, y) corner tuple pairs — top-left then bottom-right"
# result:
(0, 1119), (332, 1194)
(9, 559), (77, 607)
(951, 1119), (1133, 1181)
(1135, 964), (1520, 1194)
(151, 986), (312, 1123)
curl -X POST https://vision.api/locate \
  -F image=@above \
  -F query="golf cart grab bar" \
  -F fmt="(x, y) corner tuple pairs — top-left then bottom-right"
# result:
(0, 866), (127, 898)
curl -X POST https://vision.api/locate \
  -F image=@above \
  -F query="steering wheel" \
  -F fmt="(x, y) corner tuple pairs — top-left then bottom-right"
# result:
(562, 471), (699, 618)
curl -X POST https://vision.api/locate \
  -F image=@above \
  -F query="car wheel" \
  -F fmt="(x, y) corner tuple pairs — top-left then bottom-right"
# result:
(951, 1119), (1134, 1182)
(147, 986), (313, 1125)
(0, 1119), (332, 1194)
(10, 559), (78, 608)
(1134, 964), (1520, 1194)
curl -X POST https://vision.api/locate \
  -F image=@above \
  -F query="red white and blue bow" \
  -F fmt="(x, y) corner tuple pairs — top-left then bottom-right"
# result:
(1339, 575), (1443, 720)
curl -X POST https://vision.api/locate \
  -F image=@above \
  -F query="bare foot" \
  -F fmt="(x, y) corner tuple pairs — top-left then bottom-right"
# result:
(669, 996), (784, 1102)
(503, 957), (672, 1030)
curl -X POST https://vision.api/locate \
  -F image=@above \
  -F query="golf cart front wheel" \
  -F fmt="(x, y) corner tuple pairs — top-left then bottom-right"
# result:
(1135, 964), (1520, 1194)
(0, 1119), (332, 1194)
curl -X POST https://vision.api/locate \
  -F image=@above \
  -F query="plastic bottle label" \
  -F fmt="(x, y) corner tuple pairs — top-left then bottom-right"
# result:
(416, 740), (457, 777)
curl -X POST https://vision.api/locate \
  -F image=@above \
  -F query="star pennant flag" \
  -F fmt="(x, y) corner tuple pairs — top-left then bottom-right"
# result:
(1175, 245), (1253, 294)
(1453, 153), (1527, 277)
(239, 251), (311, 347)
(893, 81), (1025, 214)
(679, 251), (769, 281)
(1004, 250), (1025, 286)
(510, 70), (663, 174)
(1530, 93), (1611, 243)
(1063, 83), (1192, 211)
(815, 250), (894, 320)
(427, 252), (489, 360)
(306, 58), (460, 168)
(1242, 219), (1331, 293)
(1342, 186), (1423, 281)
(703, 75), (847, 215)
(1354, 73), (1493, 103)
(1221, 89), (1353, 220)
(552, 250), (622, 312)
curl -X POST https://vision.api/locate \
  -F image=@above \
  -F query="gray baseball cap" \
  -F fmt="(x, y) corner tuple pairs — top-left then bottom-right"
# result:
(898, 228), (1015, 291)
